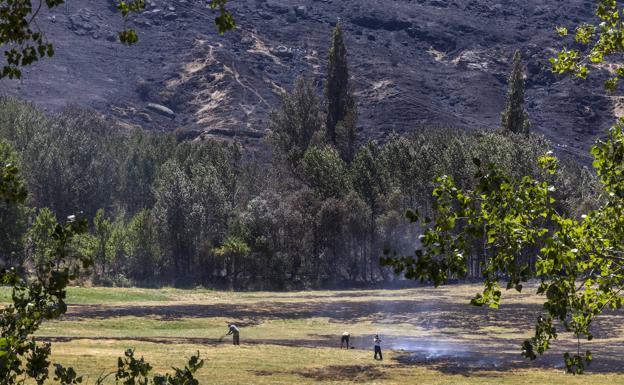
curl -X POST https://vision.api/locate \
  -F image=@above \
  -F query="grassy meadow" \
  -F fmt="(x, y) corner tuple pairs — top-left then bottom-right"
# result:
(5, 285), (624, 385)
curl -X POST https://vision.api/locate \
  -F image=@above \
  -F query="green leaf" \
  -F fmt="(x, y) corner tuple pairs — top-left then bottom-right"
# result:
(556, 26), (569, 36)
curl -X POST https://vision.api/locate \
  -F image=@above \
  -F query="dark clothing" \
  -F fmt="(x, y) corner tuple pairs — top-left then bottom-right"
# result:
(374, 346), (383, 360)
(374, 336), (382, 360)
(227, 325), (240, 345)
(341, 334), (350, 349)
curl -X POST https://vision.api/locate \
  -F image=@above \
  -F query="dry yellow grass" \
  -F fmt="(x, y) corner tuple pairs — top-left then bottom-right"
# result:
(47, 340), (624, 385)
(19, 284), (624, 384)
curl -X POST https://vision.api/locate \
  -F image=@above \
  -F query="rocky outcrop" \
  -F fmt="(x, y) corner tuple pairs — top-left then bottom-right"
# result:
(147, 103), (175, 118)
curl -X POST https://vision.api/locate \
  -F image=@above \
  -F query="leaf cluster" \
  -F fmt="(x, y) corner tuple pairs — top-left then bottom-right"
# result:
(551, 0), (624, 91)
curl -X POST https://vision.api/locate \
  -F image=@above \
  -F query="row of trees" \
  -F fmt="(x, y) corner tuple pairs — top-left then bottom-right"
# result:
(0, 27), (597, 289)
(0, 132), (206, 385)
(0, 107), (596, 288)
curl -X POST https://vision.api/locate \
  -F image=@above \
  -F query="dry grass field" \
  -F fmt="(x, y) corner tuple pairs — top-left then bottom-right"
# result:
(8, 284), (624, 384)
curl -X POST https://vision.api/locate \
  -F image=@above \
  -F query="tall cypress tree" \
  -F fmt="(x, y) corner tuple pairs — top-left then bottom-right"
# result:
(501, 49), (530, 135)
(325, 24), (357, 162)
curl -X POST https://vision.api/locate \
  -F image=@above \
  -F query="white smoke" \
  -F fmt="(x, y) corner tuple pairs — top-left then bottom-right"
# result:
(390, 339), (469, 360)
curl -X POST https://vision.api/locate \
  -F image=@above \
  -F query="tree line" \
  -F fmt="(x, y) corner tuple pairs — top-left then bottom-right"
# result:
(0, 27), (599, 289)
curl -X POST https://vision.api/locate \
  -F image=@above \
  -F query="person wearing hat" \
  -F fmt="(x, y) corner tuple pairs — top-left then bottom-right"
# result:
(226, 323), (240, 345)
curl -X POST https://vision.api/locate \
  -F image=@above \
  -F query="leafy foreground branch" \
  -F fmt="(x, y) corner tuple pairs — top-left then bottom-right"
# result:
(552, 0), (624, 92)
(383, 121), (624, 374)
(0, 159), (203, 384)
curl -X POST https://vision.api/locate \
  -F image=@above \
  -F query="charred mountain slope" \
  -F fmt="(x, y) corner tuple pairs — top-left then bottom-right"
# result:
(0, 0), (613, 159)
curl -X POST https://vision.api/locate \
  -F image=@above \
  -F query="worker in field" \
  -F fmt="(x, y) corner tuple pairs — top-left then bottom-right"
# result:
(226, 323), (240, 345)
(341, 331), (350, 349)
(373, 334), (382, 360)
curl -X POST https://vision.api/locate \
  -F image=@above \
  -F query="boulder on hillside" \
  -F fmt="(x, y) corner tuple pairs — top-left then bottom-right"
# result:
(271, 45), (294, 59)
(295, 6), (308, 18)
(147, 103), (175, 118)
(266, 0), (289, 14)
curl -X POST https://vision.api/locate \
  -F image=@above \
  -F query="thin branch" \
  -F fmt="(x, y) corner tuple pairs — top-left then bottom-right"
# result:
(29, 0), (44, 24)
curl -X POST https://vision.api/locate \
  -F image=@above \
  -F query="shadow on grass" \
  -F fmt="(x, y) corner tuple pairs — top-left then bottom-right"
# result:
(248, 365), (388, 383)
(39, 335), (335, 349)
(65, 298), (546, 331)
(58, 295), (624, 374)
(294, 365), (388, 382)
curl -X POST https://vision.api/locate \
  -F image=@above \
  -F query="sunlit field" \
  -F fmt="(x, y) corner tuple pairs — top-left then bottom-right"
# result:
(4, 284), (623, 384)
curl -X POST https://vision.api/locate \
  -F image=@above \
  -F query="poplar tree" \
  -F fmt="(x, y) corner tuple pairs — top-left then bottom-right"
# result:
(501, 50), (530, 135)
(325, 24), (357, 162)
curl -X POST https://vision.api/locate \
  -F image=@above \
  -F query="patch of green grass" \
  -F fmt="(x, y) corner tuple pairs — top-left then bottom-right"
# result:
(0, 286), (218, 305)
(64, 287), (175, 304)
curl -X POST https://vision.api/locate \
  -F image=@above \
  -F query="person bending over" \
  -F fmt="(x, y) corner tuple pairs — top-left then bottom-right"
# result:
(227, 323), (240, 345)
(341, 332), (350, 349)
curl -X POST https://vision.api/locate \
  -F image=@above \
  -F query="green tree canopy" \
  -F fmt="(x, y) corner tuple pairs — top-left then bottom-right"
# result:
(269, 77), (324, 171)
(325, 24), (357, 162)
(0, 139), (28, 268)
(299, 145), (351, 200)
(352, 141), (388, 217)
(25, 207), (57, 273)
(126, 209), (161, 282)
